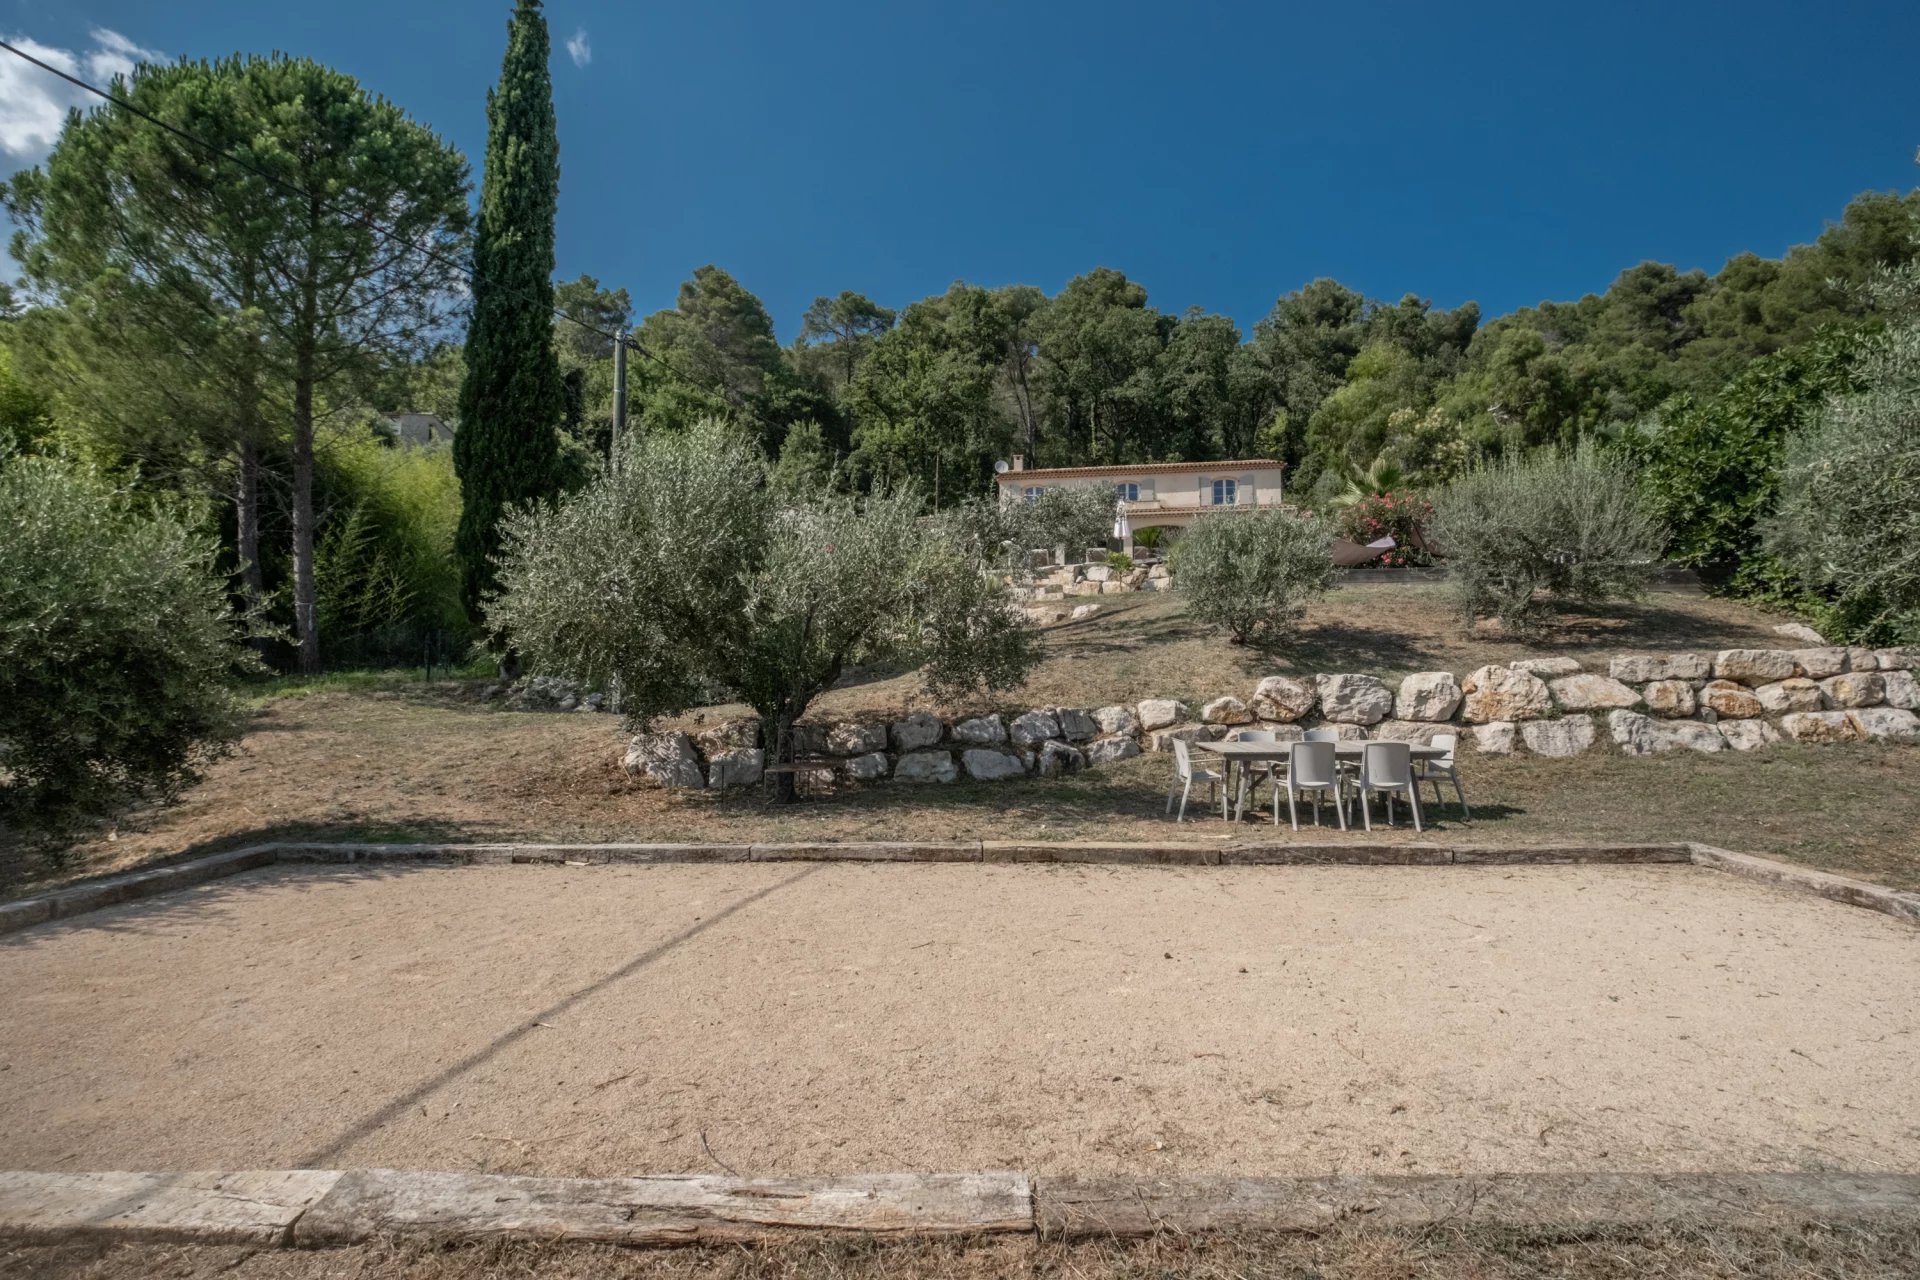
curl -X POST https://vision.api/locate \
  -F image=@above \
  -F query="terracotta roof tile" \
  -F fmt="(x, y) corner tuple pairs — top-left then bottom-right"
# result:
(996, 459), (1284, 483)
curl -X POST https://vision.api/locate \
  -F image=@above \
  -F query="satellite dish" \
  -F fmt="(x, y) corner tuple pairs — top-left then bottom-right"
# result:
(993, 460), (1010, 474)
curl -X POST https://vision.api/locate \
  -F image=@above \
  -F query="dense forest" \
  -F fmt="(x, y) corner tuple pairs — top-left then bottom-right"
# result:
(597, 188), (1920, 504)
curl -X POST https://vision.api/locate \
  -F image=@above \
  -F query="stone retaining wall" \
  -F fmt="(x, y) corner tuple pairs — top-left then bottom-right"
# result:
(624, 643), (1919, 791)
(1008, 558), (1171, 624)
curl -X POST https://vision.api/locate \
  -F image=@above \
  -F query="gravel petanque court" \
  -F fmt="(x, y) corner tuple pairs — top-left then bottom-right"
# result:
(1, 861), (1916, 1180)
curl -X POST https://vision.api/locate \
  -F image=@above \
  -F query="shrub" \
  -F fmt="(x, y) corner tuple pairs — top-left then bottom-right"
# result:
(1770, 314), (1920, 643)
(1431, 446), (1667, 636)
(1338, 490), (1433, 567)
(485, 421), (1036, 801)
(0, 450), (251, 858)
(1107, 551), (1134, 574)
(1130, 525), (1166, 555)
(1171, 508), (1339, 648)
(312, 430), (470, 667)
(1632, 332), (1862, 590)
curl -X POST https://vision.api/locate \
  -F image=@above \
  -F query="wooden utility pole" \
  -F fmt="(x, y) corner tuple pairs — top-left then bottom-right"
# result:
(611, 327), (629, 455)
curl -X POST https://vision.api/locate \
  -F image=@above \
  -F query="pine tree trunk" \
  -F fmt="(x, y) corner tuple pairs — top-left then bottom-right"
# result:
(234, 261), (269, 658)
(234, 437), (267, 657)
(290, 372), (319, 675)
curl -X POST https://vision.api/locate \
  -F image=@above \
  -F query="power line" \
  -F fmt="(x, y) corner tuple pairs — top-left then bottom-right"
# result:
(0, 38), (706, 395)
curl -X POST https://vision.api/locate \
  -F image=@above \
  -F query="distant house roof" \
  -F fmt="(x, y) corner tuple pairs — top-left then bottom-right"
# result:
(384, 412), (455, 446)
(996, 458), (1283, 483)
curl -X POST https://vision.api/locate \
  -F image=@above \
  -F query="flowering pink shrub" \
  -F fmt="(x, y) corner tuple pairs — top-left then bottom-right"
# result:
(1339, 491), (1434, 567)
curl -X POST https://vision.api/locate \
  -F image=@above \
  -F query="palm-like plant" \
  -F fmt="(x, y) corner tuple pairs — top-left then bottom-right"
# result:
(1329, 454), (1410, 511)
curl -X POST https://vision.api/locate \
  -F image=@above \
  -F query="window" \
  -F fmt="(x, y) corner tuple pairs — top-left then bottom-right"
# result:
(1211, 478), (1237, 506)
(1022, 486), (1045, 503)
(1114, 482), (1139, 502)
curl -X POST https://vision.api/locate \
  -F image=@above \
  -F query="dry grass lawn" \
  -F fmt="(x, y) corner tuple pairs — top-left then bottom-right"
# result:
(733, 582), (1792, 716)
(7, 582), (1914, 897)
(8, 688), (1918, 898)
(12, 1219), (1920, 1280)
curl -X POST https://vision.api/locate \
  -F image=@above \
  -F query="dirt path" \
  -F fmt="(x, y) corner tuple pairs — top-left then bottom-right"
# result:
(2, 863), (1916, 1178)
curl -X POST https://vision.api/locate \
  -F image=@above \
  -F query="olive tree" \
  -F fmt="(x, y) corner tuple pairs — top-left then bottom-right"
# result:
(1770, 265), (1920, 642)
(1003, 485), (1119, 564)
(485, 422), (1036, 800)
(1431, 445), (1666, 636)
(1172, 507), (1340, 648)
(0, 450), (251, 858)
(946, 484), (1119, 572)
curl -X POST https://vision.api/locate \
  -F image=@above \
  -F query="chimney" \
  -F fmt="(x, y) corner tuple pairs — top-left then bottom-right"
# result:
(1011, 454), (1026, 472)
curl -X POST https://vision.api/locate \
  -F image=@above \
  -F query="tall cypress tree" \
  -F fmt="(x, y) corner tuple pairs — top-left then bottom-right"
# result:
(455, 0), (564, 616)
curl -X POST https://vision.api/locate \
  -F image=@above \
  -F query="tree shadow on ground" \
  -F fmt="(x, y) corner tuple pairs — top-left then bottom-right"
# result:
(1506, 598), (1783, 653)
(0, 818), (477, 901)
(1264, 624), (1447, 675)
(0, 826), (497, 947)
(686, 758), (1531, 838)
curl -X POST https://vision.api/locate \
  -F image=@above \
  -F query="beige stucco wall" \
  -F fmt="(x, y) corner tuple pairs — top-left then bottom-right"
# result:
(995, 464), (1286, 553)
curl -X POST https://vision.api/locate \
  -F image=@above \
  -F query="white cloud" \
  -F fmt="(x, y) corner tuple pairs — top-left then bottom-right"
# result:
(0, 27), (165, 165)
(565, 28), (591, 68)
(84, 27), (165, 82)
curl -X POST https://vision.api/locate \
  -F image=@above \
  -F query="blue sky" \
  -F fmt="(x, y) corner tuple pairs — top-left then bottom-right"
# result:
(3, 0), (1916, 340)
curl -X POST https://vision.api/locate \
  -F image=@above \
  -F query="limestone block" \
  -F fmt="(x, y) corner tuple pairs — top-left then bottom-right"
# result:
(1521, 716), (1596, 757)
(1548, 674), (1641, 712)
(1008, 709), (1062, 746)
(1136, 698), (1185, 731)
(1698, 680), (1763, 719)
(961, 748), (1026, 781)
(1851, 707), (1920, 740)
(951, 715), (1007, 745)
(1714, 649), (1797, 685)
(1200, 695), (1254, 725)
(1608, 653), (1710, 683)
(1819, 672), (1884, 708)
(890, 711), (944, 752)
(1608, 710), (1724, 756)
(1469, 722), (1516, 754)
(1250, 676), (1316, 722)
(1753, 678), (1826, 715)
(1641, 680), (1697, 718)
(1461, 665), (1552, 723)
(1084, 735), (1144, 766)
(893, 751), (960, 782)
(1314, 673), (1394, 724)
(1393, 671), (1462, 721)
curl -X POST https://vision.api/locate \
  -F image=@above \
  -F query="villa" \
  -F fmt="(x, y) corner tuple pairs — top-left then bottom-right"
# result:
(992, 455), (1287, 555)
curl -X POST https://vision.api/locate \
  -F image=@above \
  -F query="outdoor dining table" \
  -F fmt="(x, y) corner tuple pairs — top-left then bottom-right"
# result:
(1191, 738), (1448, 822)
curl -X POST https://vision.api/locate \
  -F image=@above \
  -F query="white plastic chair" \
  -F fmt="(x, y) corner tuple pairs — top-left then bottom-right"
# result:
(1276, 740), (1347, 831)
(1165, 737), (1226, 823)
(1304, 725), (1358, 783)
(1413, 733), (1470, 819)
(1350, 741), (1423, 832)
